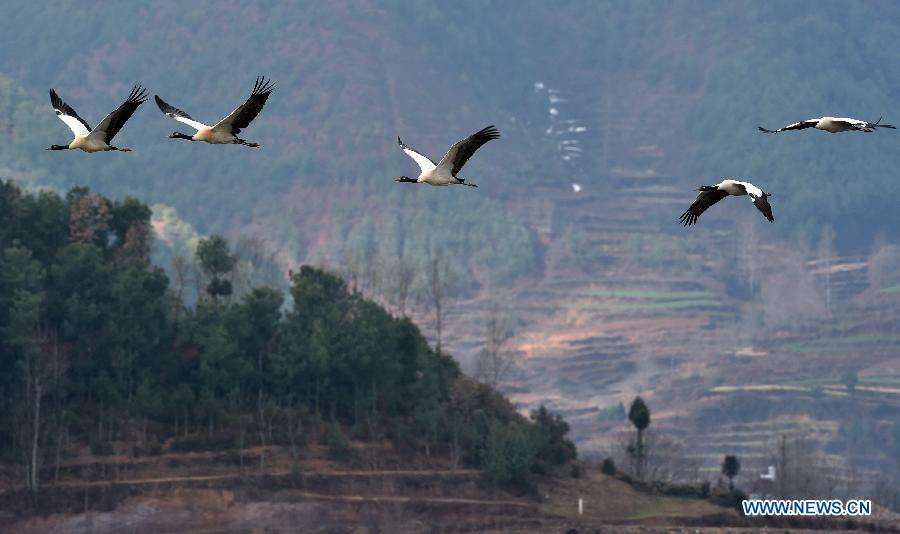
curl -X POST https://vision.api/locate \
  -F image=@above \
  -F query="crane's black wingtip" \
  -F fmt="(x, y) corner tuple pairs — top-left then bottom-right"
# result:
(49, 88), (62, 107)
(472, 125), (500, 142)
(154, 95), (171, 112)
(128, 84), (149, 104)
(252, 76), (275, 96)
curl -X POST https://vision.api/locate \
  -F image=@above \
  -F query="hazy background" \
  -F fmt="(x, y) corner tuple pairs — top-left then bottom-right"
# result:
(1, 0), (899, 497)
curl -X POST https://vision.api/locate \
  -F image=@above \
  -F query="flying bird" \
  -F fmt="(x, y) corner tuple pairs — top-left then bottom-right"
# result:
(396, 125), (500, 187)
(47, 85), (148, 152)
(155, 77), (274, 147)
(759, 116), (895, 134)
(679, 179), (774, 227)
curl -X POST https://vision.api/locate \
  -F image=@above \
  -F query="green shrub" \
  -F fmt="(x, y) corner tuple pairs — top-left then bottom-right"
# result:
(530, 405), (577, 471)
(327, 422), (351, 461)
(570, 463), (583, 478)
(481, 420), (537, 493)
(601, 457), (616, 475)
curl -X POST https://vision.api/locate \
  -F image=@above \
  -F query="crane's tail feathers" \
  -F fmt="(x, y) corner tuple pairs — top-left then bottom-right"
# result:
(867, 117), (896, 129)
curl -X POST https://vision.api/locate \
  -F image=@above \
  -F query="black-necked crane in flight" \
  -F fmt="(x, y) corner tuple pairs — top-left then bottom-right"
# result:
(759, 116), (895, 134)
(47, 85), (148, 152)
(679, 179), (774, 227)
(154, 77), (274, 147)
(396, 125), (500, 187)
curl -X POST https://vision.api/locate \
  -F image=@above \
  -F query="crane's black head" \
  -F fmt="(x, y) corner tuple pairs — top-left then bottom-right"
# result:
(46, 144), (70, 150)
(395, 176), (417, 184)
(168, 131), (193, 140)
(697, 185), (718, 192)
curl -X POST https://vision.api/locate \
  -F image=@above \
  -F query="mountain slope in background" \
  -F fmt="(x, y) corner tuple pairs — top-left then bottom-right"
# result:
(2, 0), (900, 494)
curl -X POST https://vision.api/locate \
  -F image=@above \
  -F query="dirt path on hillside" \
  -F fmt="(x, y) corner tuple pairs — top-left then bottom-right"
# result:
(11, 467), (483, 491)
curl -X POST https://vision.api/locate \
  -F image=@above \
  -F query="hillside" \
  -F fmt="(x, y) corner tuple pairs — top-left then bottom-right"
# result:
(432, 178), (900, 499)
(4, 180), (865, 533)
(5, 443), (897, 532)
(0, 181), (624, 528)
(4, 2), (900, 262)
(1, 442), (741, 533)
(2, 0), (900, 508)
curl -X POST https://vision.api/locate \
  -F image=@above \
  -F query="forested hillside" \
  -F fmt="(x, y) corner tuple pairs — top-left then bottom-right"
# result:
(0, 180), (575, 496)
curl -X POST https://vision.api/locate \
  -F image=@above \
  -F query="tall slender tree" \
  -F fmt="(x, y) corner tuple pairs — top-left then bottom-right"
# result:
(817, 225), (836, 314)
(721, 454), (740, 491)
(427, 255), (445, 353)
(196, 235), (236, 303)
(476, 302), (515, 388)
(628, 396), (651, 480)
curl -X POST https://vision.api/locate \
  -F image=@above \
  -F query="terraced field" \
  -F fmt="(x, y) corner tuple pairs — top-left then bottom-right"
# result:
(686, 416), (840, 473)
(782, 335), (900, 354)
(0, 442), (751, 533)
(430, 174), (900, 484)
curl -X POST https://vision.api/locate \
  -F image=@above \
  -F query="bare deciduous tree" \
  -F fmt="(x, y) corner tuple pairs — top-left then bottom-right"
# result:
(475, 302), (515, 388)
(121, 220), (153, 260)
(427, 255), (446, 352)
(764, 434), (836, 499)
(391, 258), (415, 318)
(15, 324), (67, 494)
(68, 191), (111, 243)
(611, 429), (699, 483)
(233, 234), (284, 297)
(816, 225), (836, 313)
(868, 244), (900, 291)
(873, 472), (900, 513)
(376, 253), (415, 318)
(736, 214), (759, 294)
(759, 246), (826, 328)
